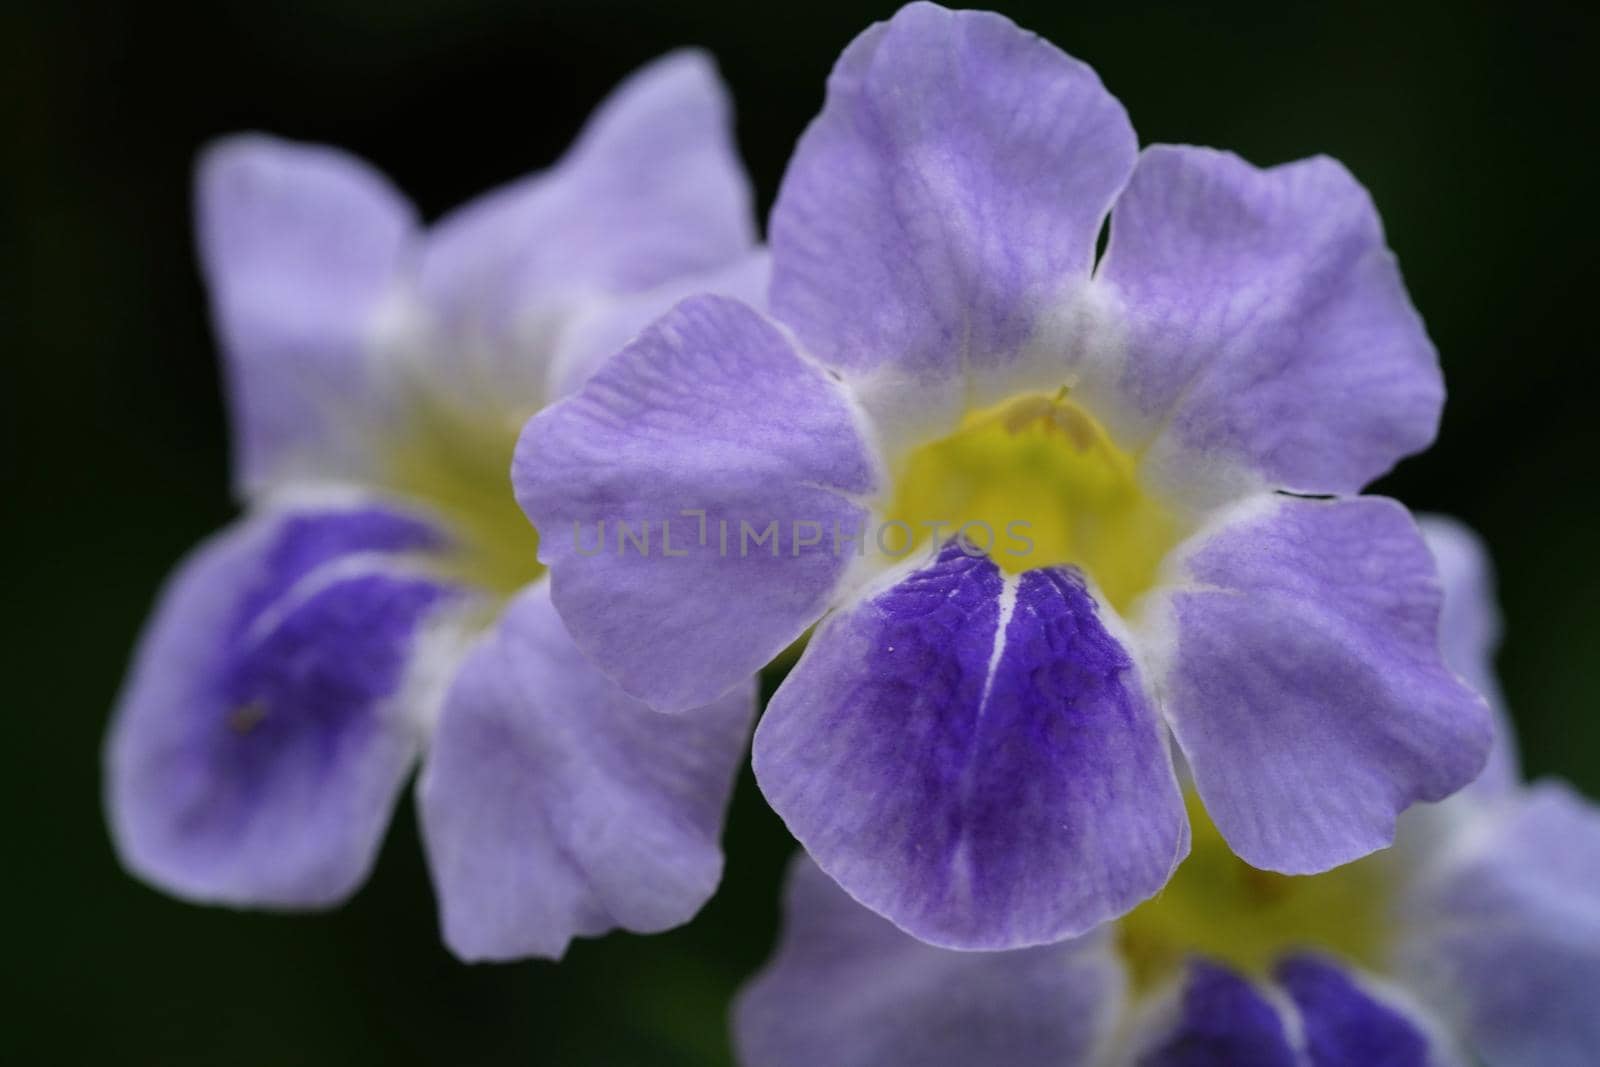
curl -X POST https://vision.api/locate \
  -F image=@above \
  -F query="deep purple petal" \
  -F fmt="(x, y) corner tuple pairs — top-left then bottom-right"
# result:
(417, 581), (754, 962)
(196, 136), (417, 497)
(769, 2), (1135, 431)
(733, 854), (1125, 1067)
(754, 540), (1187, 949)
(106, 505), (460, 907)
(1277, 955), (1433, 1067)
(420, 50), (755, 370)
(1397, 782), (1600, 1067)
(1418, 515), (1517, 795)
(1156, 495), (1492, 873)
(1098, 146), (1441, 498)
(1130, 960), (1299, 1067)
(515, 295), (878, 713)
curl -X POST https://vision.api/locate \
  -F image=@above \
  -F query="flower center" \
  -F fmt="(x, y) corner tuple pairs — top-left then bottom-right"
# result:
(1118, 795), (1392, 989)
(886, 390), (1184, 612)
(381, 398), (544, 597)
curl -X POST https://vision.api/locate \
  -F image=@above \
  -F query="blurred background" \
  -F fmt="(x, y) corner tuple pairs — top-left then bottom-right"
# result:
(4, 0), (1596, 1062)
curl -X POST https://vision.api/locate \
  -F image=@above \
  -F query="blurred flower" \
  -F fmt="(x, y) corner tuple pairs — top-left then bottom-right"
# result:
(516, 2), (1490, 949)
(733, 518), (1600, 1067)
(104, 52), (766, 961)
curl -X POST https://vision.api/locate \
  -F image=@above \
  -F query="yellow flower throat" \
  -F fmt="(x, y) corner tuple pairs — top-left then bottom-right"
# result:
(381, 397), (544, 596)
(888, 389), (1184, 612)
(1119, 796), (1392, 988)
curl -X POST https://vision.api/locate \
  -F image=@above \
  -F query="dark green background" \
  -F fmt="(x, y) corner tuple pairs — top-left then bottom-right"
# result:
(4, 1), (1595, 1062)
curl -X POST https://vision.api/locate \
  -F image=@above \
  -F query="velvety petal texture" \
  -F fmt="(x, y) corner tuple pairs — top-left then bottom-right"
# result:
(107, 504), (461, 907)
(508, 2), (1483, 960)
(1097, 146), (1441, 501)
(418, 49), (755, 394)
(418, 581), (754, 961)
(755, 540), (1186, 949)
(1153, 495), (1491, 873)
(1398, 782), (1600, 1067)
(733, 855), (1125, 1067)
(197, 137), (417, 496)
(769, 2), (1135, 435)
(516, 295), (879, 713)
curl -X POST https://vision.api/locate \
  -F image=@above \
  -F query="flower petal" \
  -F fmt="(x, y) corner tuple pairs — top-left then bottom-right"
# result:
(546, 250), (771, 401)
(416, 50), (756, 410)
(1418, 515), (1517, 796)
(515, 295), (879, 713)
(1151, 495), (1492, 873)
(754, 540), (1187, 949)
(1398, 782), (1600, 1067)
(1126, 960), (1300, 1067)
(417, 580), (754, 962)
(105, 504), (463, 907)
(1096, 146), (1441, 501)
(1276, 955), (1443, 1067)
(196, 136), (417, 497)
(768, 2), (1135, 440)
(733, 854), (1125, 1067)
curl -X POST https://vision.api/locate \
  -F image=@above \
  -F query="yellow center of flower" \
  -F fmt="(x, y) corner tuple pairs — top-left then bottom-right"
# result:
(1118, 795), (1392, 989)
(887, 390), (1185, 612)
(381, 398), (544, 596)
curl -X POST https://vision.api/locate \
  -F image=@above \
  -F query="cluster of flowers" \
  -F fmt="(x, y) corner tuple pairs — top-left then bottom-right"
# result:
(105, 4), (1596, 1062)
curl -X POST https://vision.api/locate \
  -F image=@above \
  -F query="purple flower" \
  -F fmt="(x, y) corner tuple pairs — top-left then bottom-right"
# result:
(733, 517), (1600, 1067)
(515, 3), (1492, 948)
(104, 53), (766, 961)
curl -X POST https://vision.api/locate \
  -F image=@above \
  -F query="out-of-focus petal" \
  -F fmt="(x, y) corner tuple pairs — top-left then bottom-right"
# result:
(418, 580), (754, 961)
(515, 295), (879, 713)
(754, 540), (1187, 949)
(1398, 781), (1600, 1067)
(1276, 955), (1444, 1067)
(1417, 515), (1517, 795)
(732, 854), (1125, 1067)
(415, 50), (756, 413)
(106, 504), (462, 907)
(547, 250), (771, 400)
(196, 136), (417, 497)
(1126, 960), (1300, 1067)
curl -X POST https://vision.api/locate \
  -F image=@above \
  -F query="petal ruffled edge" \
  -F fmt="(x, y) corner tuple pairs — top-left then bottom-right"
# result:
(415, 49), (758, 410)
(1144, 494), (1492, 874)
(1417, 515), (1518, 796)
(768, 2), (1137, 451)
(105, 501), (467, 907)
(515, 294), (880, 713)
(196, 135), (417, 498)
(1093, 145), (1442, 504)
(417, 580), (755, 961)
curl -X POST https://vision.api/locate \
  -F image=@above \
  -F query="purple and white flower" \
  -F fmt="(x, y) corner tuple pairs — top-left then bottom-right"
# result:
(104, 53), (766, 961)
(516, 3), (1492, 949)
(733, 518), (1600, 1067)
